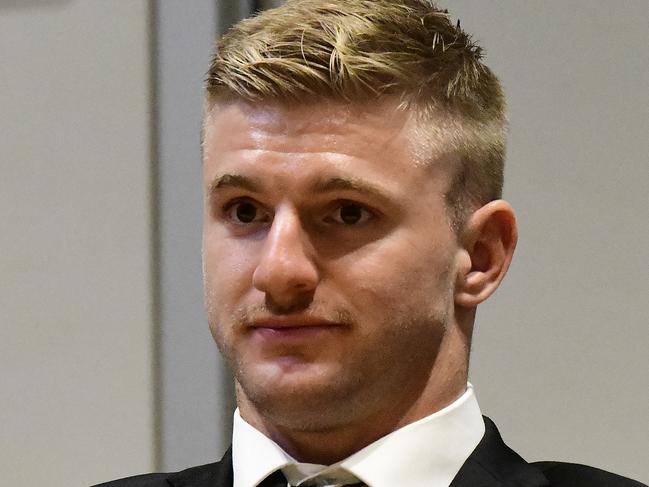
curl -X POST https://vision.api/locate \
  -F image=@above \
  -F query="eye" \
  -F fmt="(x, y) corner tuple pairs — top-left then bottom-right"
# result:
(328, 202), (374, 225)
(224, 200), (270, 225)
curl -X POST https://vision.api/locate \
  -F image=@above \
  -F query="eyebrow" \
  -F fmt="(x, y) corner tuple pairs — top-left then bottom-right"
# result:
(208, 174), (260, 196)
(208, 173), (392, 203)
(311, 177), (391, 203)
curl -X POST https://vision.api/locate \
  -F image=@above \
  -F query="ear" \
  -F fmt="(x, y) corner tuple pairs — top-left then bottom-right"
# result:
(454, 200), (518, 308)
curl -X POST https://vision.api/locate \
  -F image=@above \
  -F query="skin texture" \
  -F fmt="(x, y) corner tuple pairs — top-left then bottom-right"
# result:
(202, 99), (517, 464)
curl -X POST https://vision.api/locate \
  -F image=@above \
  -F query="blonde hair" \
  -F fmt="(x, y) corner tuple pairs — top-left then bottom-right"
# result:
(205, 0), (507, 229)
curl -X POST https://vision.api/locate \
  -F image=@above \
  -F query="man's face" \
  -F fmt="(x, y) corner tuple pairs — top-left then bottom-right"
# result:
(202, 100), (464, 431)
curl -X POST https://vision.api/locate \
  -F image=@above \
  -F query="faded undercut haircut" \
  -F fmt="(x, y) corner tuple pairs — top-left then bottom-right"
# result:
(205, 0), (507, 231)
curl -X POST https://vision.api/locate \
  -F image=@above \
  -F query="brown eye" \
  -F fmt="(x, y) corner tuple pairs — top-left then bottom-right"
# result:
(331, 202), (373, 225)
(225, 201), (269, 224)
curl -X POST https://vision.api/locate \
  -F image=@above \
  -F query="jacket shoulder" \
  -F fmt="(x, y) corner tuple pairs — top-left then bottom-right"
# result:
(91, 472), (170, 487)
(534, 461), (647, 487)
(91, 460), (227, 487)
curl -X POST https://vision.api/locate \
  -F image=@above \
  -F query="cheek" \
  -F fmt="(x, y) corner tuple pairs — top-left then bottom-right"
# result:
(203, 235), (259, 314)
(338, 233), (455, 317)
(203, 238), (261, 360)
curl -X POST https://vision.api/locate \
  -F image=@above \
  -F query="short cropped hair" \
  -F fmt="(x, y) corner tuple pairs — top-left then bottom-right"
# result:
(205, 0), (507, 230)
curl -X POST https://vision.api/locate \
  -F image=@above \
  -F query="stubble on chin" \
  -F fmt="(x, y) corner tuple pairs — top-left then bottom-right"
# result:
(208, 301), (363, 430)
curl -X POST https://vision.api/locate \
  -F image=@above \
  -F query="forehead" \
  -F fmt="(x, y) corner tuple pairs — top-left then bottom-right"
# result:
(201, 100), (458, 203)
(204, 99), (424, 161)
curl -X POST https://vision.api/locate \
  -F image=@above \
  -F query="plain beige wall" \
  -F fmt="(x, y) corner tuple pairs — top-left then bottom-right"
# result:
(0, 2), (154, 486)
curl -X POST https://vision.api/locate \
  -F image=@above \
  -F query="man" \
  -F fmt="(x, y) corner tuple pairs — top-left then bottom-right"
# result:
(97, 1), (645, 486)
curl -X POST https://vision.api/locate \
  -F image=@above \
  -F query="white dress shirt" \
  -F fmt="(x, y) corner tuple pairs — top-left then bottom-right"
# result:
(232, 383), (485, 487)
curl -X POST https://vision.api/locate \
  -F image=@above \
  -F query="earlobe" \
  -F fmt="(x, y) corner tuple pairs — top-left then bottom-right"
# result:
(454, 200), (518, 308)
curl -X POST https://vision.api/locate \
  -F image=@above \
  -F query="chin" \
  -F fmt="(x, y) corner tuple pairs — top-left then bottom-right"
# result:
(237, 365), (365, 432)
(257, 399), (360, 433)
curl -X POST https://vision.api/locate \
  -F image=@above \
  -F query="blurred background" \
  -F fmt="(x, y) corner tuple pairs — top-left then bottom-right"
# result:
(1, 1), (647, 486)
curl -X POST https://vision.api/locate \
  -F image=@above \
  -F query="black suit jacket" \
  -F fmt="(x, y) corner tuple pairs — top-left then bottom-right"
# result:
(93, 417), (646, 487)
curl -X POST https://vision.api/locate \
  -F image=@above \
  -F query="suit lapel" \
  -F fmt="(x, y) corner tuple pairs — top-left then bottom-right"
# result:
(167, 448), (233, 487)
(450, 417), (550, 487)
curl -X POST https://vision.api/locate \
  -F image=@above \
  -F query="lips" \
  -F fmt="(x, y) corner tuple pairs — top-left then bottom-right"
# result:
(250, 316), (346, 330)
(248, 315), (348, 342)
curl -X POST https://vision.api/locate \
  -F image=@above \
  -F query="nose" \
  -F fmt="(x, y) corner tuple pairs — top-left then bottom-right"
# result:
(252, 206), (319, 308)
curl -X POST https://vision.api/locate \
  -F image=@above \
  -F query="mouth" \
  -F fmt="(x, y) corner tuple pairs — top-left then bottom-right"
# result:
(248, 315), (348, 340)
(251, 315), (346, 329)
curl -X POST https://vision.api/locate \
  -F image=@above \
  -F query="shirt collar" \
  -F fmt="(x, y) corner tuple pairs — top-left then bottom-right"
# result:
(232, 384), (484, 487)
